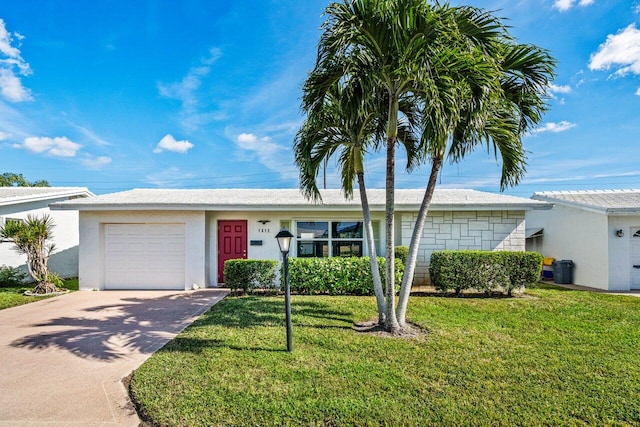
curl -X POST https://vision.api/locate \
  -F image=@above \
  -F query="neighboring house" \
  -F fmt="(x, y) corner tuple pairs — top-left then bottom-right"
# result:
(526, 190), (640, 291)
(51, 188), (550, 291)
(0, 187), (94, 278)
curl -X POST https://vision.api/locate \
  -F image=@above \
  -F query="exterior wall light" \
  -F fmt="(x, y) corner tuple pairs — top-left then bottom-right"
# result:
(616, 229), (624, 238)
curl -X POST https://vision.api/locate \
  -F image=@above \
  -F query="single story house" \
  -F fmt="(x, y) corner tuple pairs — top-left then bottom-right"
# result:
(0, 187), (93, 278)
(51, 188), (550, 291)
(526, 189), (640, 291)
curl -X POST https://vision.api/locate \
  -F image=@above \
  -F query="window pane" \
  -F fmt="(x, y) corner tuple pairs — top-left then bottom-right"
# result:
(297, 241), (329, 258)
(371, 220), (380, 254)
(332, 241), (363, 257)
(332, 221), (363, 239)
(297, 221), (328, 239)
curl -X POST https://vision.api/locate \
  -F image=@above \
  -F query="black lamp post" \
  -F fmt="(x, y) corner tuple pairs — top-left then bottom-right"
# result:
(275, 228), (294, 352)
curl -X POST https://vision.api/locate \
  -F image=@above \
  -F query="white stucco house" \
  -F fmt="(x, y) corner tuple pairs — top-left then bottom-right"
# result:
(51, 188), (550, 291)
(0, 187), (93, 278)
(526, 190), (640, 291)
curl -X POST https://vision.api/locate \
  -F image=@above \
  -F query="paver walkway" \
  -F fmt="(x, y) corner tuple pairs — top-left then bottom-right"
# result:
(0, 289), (227, 426)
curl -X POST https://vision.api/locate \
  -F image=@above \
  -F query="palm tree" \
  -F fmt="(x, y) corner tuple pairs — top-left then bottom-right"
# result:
(308, 0), (449, 332)
(395, 36), (556, 326)
(295, 79), (417, 324)
(295, 80), (386, 322)
(303, 0), (555, 332)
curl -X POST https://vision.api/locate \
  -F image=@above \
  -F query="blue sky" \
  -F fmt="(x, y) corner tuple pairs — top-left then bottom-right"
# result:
(0, 1), (638, 196)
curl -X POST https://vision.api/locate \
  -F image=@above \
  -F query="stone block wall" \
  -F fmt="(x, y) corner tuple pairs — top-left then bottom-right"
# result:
(400, 210), (526, 285)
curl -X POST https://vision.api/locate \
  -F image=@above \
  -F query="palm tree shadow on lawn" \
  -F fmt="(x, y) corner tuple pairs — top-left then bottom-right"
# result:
(163, 296), (361, 353)
(10, 291), (220, 361)
(209, 296), (427, 344)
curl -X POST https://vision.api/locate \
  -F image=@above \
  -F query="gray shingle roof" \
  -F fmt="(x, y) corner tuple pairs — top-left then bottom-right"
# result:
(532, 189), (640, 214)
(0, 187), (93, 207)
(51, 188), (549, 212)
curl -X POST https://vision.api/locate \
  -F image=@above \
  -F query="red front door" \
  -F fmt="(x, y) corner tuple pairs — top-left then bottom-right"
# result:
(217, 220), (248, 283)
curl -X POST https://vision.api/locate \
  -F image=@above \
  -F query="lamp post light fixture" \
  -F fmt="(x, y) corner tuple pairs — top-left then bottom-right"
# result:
(275, 228), (294, 352)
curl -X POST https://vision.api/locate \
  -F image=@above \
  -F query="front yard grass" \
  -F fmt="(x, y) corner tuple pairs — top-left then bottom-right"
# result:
(0, 277), (79, 310)
(131, 284), (640, 426)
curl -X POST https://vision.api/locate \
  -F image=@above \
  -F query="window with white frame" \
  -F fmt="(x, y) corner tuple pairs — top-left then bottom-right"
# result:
(296, 220), (368, 258)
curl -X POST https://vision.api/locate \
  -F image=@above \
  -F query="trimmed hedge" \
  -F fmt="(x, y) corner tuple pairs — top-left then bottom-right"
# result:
(224, 259), (278, 294)
(288, 257), (404, 296)
(394, 246), (409, 264)
(430, 250), (543, 295)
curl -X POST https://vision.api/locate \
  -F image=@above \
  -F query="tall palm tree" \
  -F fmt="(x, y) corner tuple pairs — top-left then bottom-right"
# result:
(295, 80), (386, 322)
(395, 35), (556, 326)
(303, 0), (555, 332)
(295, 79), (417, 324)
(308, 0), (448, 332)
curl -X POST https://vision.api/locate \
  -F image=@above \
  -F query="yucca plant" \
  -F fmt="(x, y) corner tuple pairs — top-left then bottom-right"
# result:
(0, 214), (60, 294)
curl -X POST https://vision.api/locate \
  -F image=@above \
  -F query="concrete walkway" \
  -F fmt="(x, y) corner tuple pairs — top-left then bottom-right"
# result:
(0, 289), (228, 426)
(546, 282), (640, 297)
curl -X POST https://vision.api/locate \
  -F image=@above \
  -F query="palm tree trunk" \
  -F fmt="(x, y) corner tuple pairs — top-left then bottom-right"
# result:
(396, 156), (443, 326)
(384, 94), (400, 333)
(357, 172), (385, 324)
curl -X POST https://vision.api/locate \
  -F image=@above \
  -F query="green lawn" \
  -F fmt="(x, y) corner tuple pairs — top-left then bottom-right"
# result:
(0, 278), (79, 310)
(131, 284), (640, 426)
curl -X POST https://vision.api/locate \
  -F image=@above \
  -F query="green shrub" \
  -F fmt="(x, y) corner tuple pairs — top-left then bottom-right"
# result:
(224, 259), (278, 294)
(430, 251), (543, 295)
(0, 265), (27, 288)
(504, 251), (544, 291)
(394, 246), (409, 264)
(287, 257), (404, 296)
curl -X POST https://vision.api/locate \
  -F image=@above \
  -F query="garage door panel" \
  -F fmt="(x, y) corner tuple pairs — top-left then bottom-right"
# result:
(105, 224), (185, 290)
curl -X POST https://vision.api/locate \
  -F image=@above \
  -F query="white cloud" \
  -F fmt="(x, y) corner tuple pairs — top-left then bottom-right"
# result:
(533, 121), (577, 133)
(636, 87), (640, 96)
(547, 83), (572, 101)
(589, 24), (640, 78)
(235, 132), (296, 179)
(553, 0), (594, 11)
(0, 19), (32, 102)
(20, 136), (81, 157)
(68, 122), (110, 146)
(548, 83), (572, 94)
(80, 155), (112, 169)
(0, 66), (31, 103)
(158, 47), (222, 130)
(0, 131), (9, 140)
(153, 134), (194, 154)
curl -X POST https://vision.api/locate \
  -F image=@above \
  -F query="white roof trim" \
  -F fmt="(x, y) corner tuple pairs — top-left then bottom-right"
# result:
(532, 189), (640, 215)
(0, 187), (93, 207)
(51, 188), (551, 212)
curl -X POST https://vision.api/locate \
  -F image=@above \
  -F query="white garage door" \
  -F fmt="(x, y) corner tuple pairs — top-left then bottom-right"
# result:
(104, 224), (185, 290)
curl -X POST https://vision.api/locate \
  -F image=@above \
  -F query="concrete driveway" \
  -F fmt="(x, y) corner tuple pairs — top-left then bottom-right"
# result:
(0, 289), (228, 426)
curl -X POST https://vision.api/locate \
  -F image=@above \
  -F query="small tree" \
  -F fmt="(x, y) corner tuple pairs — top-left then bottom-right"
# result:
(0, 215), (60, 294)
(0, 172), (49, 187)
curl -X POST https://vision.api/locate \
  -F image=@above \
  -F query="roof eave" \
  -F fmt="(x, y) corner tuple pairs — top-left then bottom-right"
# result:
(51, 202), (549, 212)
(606, 208), (640, 216)
(1, 190), (94, 208)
